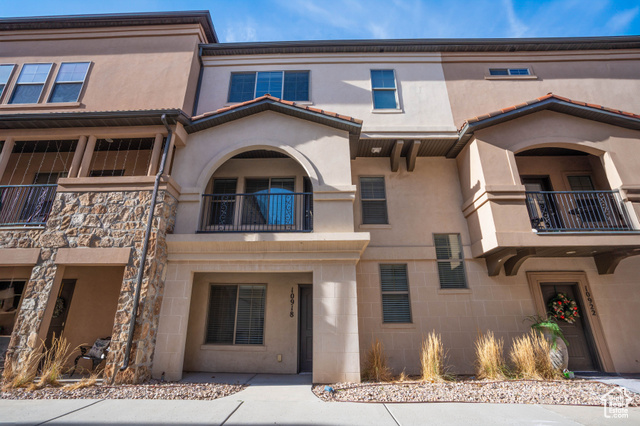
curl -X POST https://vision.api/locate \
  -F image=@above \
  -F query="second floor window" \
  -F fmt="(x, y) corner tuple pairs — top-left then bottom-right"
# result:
(370, 69), (398, 109)
(228, 71), (309, 103)
(9, 63), (52, 104)
(0, 65), (15, 99)
(49, 62), (90, 103)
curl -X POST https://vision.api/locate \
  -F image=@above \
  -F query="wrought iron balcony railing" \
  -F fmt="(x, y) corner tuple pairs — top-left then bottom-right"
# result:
(0, 184), (58, 227)
(525, 190), (635, 232)
(199, 192), (313, 233)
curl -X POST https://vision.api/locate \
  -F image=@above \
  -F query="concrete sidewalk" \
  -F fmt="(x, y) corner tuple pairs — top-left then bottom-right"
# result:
(0, 374), (638, 425)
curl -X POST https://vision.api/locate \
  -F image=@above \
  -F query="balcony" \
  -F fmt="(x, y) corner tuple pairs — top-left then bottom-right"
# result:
(0, 184), (57, 227)
(525, 190), (635, 233)
(198, 192), (313, 233)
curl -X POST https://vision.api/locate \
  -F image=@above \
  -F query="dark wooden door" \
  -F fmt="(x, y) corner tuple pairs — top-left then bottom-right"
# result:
(298, 285), (313, 373)
(45, 279), (76, 347)
(541, 283), (598, 371)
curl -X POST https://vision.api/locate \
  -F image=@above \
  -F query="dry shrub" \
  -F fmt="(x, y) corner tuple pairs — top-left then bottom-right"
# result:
(510, 331), (563, 380)
(63, 368), (101, 391)
(420, 331), (448, 382)
(361, 339), (392, 382)
(1, 345), (44, 390)
(475, 331), (507, 380)
(31, 334), (75, 389)
(394, 369), (409, 383)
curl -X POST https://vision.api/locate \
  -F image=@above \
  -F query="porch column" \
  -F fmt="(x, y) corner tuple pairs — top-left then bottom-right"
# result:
(313, 263), (361, 383)
(68, 135), (87, 178)
(147, 133), (164, 176)
(0, 137), (15, 182)
(77, 135), (97, 178)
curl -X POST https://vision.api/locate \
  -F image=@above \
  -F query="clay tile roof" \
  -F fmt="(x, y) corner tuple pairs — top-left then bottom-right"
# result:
(187, 95), (362, 134)
(459, 93), (640, 130)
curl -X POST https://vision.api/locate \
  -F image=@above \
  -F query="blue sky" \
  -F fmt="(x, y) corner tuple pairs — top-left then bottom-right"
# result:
(3, 0), (639, 42)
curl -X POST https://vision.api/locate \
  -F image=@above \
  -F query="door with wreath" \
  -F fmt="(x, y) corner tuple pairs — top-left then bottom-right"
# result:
(541, 283), (598, 371)
(45, 279), (76, 348)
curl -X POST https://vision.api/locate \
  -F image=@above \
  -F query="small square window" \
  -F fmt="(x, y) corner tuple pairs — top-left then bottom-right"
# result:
(434, 234), (467, 289)
(49, 62), (90, 103)
(371, 70), (398, 109)
(380, 264), (411, 323)
(206, 284), (266, 345)
(0, 64), (15, 99)
(9, 63), (52, 104)
(360, 177), (388, 224)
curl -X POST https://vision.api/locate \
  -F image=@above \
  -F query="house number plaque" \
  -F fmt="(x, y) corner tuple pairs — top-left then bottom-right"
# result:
(290, 287), (295, 317)
(584, 285), (597, 316)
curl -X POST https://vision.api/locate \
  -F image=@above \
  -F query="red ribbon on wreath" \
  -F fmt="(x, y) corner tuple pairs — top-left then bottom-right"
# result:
(548, 293), (580, 324)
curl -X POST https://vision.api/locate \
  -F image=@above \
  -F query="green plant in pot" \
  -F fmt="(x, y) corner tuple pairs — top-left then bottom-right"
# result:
(525, 315), (569, 371)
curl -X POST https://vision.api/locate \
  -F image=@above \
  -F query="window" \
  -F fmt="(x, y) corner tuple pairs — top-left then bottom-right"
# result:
(228, 71), (309, 102)
(567, 175), (594, 191)
(243, 178), (295, 226)
(380, 264), (411, 323)
(9, 63), (53, 104)
(360, 177), (388, 224)
(370, 70), (398, 109)
(206, 284), (266, 345)
(489, 68), (530, 76)
(209, 178), (238, 226)
(0, 65), (15, 99)
(49, 62), (90, 103)
(434, 234), (467, 289)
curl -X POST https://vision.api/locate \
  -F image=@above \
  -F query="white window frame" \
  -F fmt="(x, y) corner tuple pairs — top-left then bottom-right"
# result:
(485, 66), (536, 80)
(0, 64), (16, 101)
(48, 61), (91, 103)
(360, 176), (389, 225)
(370, 69), (400, 111)
(9, 63), (54, 104)
(434, 233), (468, 289)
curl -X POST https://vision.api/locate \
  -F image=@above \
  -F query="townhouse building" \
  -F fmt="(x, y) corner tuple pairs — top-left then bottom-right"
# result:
(1, 11), (639, 385)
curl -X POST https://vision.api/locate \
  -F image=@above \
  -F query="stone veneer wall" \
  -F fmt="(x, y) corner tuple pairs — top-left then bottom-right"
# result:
(0, 189), (177, 384)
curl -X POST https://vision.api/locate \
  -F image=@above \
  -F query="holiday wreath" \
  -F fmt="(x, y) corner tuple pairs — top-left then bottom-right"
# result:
(548, 293), (579, 324)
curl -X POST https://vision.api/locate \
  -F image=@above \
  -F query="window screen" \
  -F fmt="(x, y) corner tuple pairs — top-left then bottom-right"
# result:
(49, 62), (90, 103)
(380, 264), (411, 323)
(360, 177), (388, 224)
(9, 63), (52, 104)
(371, 70), (398, 109)
(434, 234), (467, 289)
(206, 284), (266, 345)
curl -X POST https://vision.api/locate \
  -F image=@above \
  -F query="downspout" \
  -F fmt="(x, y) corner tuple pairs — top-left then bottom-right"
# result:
(120, 114), (173, 372)
(192, 46), (204, 116)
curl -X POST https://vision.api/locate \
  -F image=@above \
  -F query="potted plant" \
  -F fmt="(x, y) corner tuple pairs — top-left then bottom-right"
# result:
(526, 315), (569, 371)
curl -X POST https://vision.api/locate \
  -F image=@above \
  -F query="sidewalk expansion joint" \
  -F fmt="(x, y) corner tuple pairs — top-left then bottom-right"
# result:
(35, 398), (106, 425)
(383, 403), (401, 426)
(220, 400), (244, 426)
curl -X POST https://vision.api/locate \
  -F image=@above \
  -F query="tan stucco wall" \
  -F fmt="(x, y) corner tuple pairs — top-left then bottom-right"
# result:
(198, 53), (457, 136)
(515, 155), (610, 191)
(55, 266), (123, 368)
(0, 25), (204, 112)
(441, 51), (640, 126)
(172, 111), (357, 234)
(183, 272), (311, 374)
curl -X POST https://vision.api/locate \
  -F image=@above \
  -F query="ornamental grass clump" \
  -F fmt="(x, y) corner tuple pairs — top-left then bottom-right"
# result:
(509, 332), (540, 380)
(475, 331), (507, 380)
(532, 331), (563, 380)
(420, 331), (448, 382)
(32, 334), (75, 389)
(1, 344), (44, 390)
(361, 339), (393, 382)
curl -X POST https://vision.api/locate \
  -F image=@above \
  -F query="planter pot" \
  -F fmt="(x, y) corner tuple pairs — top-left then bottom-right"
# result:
(541, 329), (569, 371)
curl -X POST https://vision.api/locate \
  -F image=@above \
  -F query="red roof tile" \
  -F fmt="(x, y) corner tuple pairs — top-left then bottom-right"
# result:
(191, 95), (363, 124)
(460, 93), (640, 130)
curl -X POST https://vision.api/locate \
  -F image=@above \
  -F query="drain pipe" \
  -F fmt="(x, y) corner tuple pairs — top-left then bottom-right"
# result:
(120, 114), (173, 372)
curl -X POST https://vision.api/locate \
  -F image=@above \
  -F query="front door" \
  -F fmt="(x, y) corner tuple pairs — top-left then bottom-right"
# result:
(541, 283), (598, 371)
(45, 279), (76, 347)
(298, 285), (312, 373)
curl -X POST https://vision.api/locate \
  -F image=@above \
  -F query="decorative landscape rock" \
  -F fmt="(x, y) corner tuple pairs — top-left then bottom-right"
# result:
(0, 189), (177, 385)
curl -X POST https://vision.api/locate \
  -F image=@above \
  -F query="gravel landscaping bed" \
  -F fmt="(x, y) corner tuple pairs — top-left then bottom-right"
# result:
(313, 379), (640, 406)
(1, 381), (245, 400)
